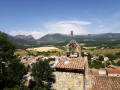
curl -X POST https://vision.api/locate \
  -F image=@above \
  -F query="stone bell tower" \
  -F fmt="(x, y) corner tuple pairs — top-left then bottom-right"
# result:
(65, 40), (81, 57)
(52, 31), (89, 90)
(65, 31), (81, 58)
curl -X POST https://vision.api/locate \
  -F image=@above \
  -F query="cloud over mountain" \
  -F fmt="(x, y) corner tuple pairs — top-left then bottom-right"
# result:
(9, 20), (91, 39)
(45, 20), (91, 35)
(9, 30), (45, 39)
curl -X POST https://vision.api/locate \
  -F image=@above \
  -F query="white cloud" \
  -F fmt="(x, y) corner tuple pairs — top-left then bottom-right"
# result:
(56, 20), (91, 25)
(45, 20), (91, 35)
(9, 30), (45, 39)
(9, 20), (91, 39)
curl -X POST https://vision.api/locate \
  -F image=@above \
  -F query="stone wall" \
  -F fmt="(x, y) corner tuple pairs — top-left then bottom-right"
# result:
(84, 56), (89, 85)
(52, 71), (84, 90)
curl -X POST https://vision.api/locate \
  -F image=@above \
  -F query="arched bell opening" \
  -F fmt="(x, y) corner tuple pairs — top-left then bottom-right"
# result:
(65, 40), (81, 58)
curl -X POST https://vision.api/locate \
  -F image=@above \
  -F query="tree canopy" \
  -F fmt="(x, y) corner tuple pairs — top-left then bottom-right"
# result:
(30, 59), (55, 90)
(0, 31), (28, 89)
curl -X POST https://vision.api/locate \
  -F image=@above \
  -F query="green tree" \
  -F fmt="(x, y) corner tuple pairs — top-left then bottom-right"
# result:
(90, 60), (105, 69)
(99, 56), (104, 61)
(87, 53), (92, 60)
(44, 52), (50, 56)
(106, 54), (116, 61)
(31, 60), (55, 90)
(0, 31), (28, 89)
(115, 61), (120, 66)
(105, 61), (111, 67)
(28, 79), (36, 90)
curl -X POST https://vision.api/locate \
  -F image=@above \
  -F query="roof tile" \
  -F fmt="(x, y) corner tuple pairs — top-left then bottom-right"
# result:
(106, 68), (120, 74)
(55, 57), (85, 71)
(89, 76), (120, 90)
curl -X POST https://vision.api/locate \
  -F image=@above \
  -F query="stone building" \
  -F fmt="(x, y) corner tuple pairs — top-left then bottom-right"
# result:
(52, 40), (89, 90)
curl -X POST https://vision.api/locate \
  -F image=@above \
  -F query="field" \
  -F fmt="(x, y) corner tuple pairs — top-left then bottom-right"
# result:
(15, 46), (120, 57)
(83, 46), (97, 50)
(26, 46), (63, 52)
(83, 48), (120, 56)
(28, 50), (38, 55)
(15, 47), (64, 56)
(15, 49), (28, 56)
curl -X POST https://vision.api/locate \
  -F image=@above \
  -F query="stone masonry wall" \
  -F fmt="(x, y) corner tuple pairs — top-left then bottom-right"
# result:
(52, 71), (84, 90)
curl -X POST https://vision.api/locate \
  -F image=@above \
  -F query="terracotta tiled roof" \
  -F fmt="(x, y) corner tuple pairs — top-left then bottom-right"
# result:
(89, 76), (120, 90)
(106, 68), (120, 74)
(91, 69), (99, 75)
(54, 57), (85, 71)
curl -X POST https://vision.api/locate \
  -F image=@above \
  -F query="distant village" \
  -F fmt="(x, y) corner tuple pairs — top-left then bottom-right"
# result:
(19, 39), (120, 90)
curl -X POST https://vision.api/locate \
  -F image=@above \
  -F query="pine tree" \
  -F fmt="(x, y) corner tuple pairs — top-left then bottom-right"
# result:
(0, 31), (28, 89)
(31, 59), (55, 90)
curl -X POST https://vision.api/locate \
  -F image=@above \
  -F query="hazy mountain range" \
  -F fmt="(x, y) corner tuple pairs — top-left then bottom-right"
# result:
(7, 33), (120, 43)
(39, 33), (120, 42)
(1, 32), (119, 49)
(8, 34), (35, 41)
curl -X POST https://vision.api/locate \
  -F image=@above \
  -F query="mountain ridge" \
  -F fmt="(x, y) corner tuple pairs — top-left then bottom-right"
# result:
(8, 34), (35, 41)
(13, 35), (35, 41)
(3, 31), (120, 43)
(1, 31), (120, 49)
(38, 33), (120, 43)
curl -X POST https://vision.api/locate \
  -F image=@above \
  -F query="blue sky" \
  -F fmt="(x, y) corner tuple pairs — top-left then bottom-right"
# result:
(0, 0), (120, 39)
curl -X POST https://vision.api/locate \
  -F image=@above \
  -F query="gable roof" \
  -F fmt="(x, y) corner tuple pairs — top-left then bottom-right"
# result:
(88, 76), (120, 90)
(54, 57), (85, 71)
(105, 68), (120, 74)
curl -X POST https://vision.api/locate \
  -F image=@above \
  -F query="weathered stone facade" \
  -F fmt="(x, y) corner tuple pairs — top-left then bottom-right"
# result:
(53, 71), (84, 90)
(65, 40), (81, 57)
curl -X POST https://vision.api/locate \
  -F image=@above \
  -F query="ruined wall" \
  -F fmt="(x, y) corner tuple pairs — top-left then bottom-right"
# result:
(52, 71), (84, 90)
